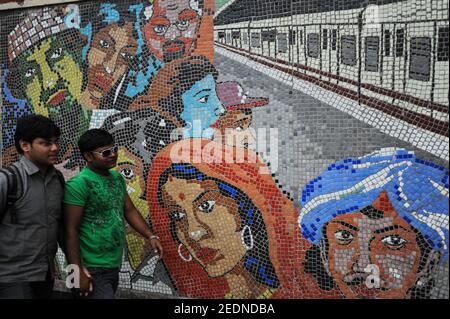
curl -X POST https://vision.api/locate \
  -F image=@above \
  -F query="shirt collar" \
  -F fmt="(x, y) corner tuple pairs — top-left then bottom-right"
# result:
(20, 156), (55, 177)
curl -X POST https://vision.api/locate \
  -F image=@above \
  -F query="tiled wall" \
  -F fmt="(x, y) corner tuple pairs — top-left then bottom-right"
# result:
(1, 0), (448, 299)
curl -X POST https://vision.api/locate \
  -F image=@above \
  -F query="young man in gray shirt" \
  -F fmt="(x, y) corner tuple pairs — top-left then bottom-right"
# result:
(0, 115), (65, 299)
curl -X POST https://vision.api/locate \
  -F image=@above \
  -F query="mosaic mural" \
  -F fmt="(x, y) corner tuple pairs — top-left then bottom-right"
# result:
(1, 0), (449, 299)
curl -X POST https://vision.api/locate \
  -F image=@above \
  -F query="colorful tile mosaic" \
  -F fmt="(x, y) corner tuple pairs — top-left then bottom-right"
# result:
(1, 0), (448, 299)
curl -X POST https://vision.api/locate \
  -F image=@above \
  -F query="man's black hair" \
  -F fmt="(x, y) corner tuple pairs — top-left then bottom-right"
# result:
(78, 129), (114, 157)
(14, 115), (61, 154)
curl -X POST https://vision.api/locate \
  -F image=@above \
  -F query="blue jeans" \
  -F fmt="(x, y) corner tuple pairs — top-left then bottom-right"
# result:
(87, 268), (119, 299)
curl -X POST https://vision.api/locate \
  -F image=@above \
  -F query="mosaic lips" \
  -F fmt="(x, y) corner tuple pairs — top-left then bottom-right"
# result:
(353, 286), (384, 299)
(94, 73), (112, 92)
(47, 89), (67, 107)
(164, 43), (184, 53)
(195, 247), (220, 265)
(163, 39), (185, 54)
(343, 272), (385, 298)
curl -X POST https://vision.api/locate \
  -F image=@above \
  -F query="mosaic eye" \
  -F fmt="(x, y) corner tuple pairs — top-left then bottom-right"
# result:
(50, 47), (63, 59)
(382, 235), (407, 249)
(25, 68), (35, 78)
(170, 211), (186, 221)
(198, 200), (215, 213)
(120, 168), (134, 180)
(177, 20), (190, 30)
(154, 25), (168, 35)
(334, 230), (354, 244)
(99, 39), (109, 48)
(198, 96), (209, 103)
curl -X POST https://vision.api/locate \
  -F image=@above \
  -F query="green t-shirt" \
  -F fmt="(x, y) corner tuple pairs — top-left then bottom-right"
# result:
(63, 167), (127, 269)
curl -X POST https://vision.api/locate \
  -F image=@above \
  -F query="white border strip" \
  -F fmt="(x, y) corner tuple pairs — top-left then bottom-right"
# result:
(215, 45), (449, 162)
(0, 0), (85, 11)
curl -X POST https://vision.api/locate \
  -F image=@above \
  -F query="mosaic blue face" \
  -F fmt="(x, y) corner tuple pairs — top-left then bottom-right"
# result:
(180, 74), (225, 138)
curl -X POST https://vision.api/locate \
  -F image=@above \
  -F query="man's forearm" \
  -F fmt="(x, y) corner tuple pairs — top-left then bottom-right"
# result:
(125, 209), (154, 239)
(65, 228), (83, 267)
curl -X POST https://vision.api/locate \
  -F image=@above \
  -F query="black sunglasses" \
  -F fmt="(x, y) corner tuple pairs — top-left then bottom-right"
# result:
(92, 145), (119, 158)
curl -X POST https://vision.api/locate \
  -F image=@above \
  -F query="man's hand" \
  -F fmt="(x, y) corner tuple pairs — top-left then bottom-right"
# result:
(78, 267), (94, 297)
(124, 194), (164, 260)
(148, 237), (163, 260)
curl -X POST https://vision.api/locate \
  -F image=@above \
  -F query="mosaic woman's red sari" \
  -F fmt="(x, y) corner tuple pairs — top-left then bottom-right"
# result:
(147, 139), (340, 298)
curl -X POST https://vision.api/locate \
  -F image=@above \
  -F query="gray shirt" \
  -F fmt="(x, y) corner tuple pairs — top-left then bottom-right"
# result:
(0, 156), (64, 283)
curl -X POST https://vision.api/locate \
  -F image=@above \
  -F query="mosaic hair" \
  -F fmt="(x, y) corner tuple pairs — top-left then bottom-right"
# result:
(101, 108), (180, 199)
(151, 55), (219, 125)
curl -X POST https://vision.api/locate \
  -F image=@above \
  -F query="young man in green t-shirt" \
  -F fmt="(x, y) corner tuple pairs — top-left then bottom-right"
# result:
(63, 129), (163, 299)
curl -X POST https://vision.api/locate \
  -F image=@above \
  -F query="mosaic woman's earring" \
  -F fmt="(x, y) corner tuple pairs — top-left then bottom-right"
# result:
(178, 243), (193, 262)
(241, 225), (254, 250)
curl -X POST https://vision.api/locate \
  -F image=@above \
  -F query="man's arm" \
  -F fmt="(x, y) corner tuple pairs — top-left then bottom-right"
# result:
(124, 194), (163, 258)
(64, 204), (84, 268)
(64, 204), (92, 294)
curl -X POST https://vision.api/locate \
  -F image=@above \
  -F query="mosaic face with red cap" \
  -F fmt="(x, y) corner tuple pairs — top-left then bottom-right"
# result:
(214, 109), (256, 149)
(213, 81), (268, 149)
(143, 0), (201, 62)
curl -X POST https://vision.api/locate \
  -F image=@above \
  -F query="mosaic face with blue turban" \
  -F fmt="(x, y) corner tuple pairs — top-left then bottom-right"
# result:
(299, 148), (449, 299)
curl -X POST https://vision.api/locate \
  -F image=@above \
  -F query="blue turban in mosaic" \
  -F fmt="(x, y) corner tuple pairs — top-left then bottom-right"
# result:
(299, 148), (449, 261)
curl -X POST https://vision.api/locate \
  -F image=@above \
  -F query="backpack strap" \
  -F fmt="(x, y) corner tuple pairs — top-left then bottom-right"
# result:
(7, 165), (22, 224)
(0, 168), (12, 222)
(1, 165), (64, 225)
(0, 165), (22, 224)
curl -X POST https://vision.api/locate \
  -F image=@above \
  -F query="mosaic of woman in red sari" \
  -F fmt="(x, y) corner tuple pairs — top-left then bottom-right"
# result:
(146, 138), (338, 298)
